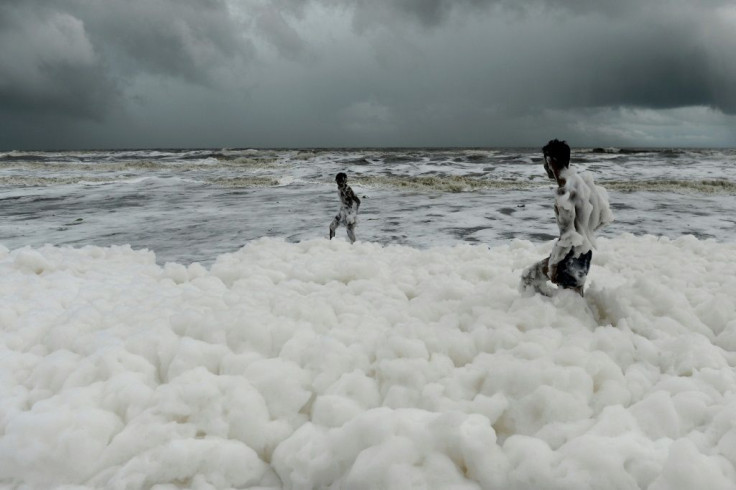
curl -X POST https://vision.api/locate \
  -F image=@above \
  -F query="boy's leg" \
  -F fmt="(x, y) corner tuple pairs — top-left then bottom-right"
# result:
(346, 223), (356, 243)
(329, 215), (340, 239)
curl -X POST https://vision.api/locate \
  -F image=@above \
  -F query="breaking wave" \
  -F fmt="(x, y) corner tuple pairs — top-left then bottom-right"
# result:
(0, 176), (120, 187)
(355, 176), (736, 194)
(605, 179), (736, 193)
(3, 170), (733, 195)
(355, 175), (540, 192)
(208, 177), (282, 188)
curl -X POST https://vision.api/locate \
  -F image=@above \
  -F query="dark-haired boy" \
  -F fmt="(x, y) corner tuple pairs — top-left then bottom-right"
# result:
(521, 139), (613, 296)
(329, 172), (361, 243)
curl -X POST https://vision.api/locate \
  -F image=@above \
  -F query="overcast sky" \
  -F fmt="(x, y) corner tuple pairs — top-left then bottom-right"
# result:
(1, 0), (735, 150)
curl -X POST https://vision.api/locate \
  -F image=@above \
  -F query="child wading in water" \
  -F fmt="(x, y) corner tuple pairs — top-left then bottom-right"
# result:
(329, 172), (361, 243)
(521, 139), (613, 296)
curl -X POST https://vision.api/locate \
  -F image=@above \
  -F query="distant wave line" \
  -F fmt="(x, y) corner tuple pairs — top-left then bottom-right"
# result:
(0, 176), (118, 187)
(0, 175), (193, 187)
(2, 174), (733, 194)
(355, 175), (538, 192)
(208, 177), (281, 188)
(603, 179), (736, 193)
(0, 157), (279, 171)
(354, 176), (736, 194)
(208, 175), (736, 193)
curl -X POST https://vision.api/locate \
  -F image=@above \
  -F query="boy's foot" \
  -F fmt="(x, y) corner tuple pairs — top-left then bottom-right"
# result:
(329, 229), (335, 239)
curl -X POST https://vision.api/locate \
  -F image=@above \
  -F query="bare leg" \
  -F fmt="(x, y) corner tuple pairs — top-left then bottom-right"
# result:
(329, 216), (339, 239)
(346, 223), (356, 243)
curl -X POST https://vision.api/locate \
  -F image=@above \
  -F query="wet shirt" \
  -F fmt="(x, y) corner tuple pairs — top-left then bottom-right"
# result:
(549, 167), (613, 267)
(338, 184), (360, 210)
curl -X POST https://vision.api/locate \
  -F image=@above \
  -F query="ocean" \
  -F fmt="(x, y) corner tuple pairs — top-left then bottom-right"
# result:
(1, 147), (734, 264)
(1, 147), (736, 489)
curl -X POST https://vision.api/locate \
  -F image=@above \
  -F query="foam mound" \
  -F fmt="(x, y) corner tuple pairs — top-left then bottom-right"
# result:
(1, 235), (735, 489)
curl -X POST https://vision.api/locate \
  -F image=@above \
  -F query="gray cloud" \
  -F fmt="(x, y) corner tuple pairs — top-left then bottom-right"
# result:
(0, 0), (251, 121)
(0, 4), (118, 119)
(75, 0), (250, 83)
(340, 0), (734, 28)
(1, 0), (735, 149)
(332, 0), (736, 114)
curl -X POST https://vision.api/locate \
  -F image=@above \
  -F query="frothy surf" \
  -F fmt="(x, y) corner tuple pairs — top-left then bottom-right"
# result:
(1, 236), (735, 488)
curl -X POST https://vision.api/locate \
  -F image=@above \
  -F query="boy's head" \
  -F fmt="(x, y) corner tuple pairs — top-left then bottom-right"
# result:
(542, 139), (570, 179)
(335, 172), (348, 185)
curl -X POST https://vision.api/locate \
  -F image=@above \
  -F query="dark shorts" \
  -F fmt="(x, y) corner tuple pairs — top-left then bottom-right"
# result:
(556, 250), (592, 289)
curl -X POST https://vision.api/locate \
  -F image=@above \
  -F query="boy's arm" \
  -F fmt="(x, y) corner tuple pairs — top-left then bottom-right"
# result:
(349, 187), (361, 210)
(548, 189), (578, 278)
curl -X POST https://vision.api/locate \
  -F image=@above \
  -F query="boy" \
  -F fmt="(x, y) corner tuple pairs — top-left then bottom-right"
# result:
(329, 172), (361, 243)
(521, 139), (613, 296)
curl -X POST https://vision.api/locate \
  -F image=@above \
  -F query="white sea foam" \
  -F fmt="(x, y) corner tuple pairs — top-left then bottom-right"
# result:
(1, 235), (734, 489)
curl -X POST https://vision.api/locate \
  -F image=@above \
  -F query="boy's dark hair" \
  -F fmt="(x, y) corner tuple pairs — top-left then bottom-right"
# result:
(543, 139), (571, 167)
(335, 172), (347, 184)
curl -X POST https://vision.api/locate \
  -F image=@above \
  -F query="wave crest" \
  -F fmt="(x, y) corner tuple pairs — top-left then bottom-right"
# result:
(605, 179), (736, 193)
(355, 175), (538, 192)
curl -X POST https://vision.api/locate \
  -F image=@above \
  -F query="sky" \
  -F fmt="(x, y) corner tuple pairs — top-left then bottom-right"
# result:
(1, 0), (735, 150)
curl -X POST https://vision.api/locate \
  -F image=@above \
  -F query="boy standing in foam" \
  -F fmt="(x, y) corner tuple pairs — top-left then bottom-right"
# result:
(329, 172), (361, 243)
(521, 139), (613, 296)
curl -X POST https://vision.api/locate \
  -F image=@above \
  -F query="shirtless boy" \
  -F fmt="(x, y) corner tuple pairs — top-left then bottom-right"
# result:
(521, 139), (613, 296)
(329, 172), (361, 243)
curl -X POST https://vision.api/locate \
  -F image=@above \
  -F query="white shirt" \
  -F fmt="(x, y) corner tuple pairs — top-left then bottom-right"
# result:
(549, 167), (614, 266)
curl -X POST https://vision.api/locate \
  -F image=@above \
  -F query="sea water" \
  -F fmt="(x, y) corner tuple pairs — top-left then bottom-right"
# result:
(1, 147), (734, 264)
(1, 147), (736, 489)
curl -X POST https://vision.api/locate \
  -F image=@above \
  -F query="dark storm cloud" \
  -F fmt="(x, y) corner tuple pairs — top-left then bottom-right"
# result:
(494, 19), (729, 113)
(0, 3), (118, 119)
(0, 0), (249, 122)
(1, 0), (735, 149)
(253, 7), (307, 60)
(74, 0), (249, 83)
(344, 0), (731, 27)
(324, 0), (644, 31)
(330, 0), (736, 115)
